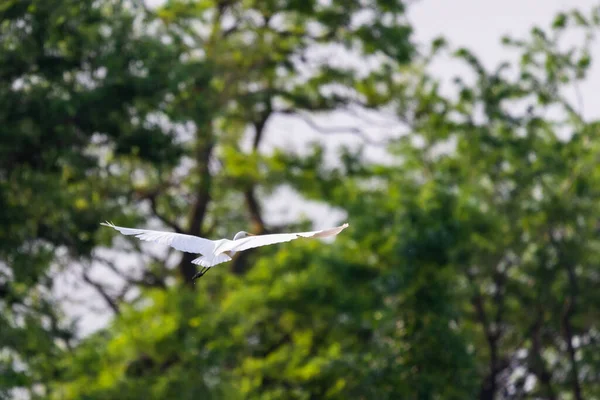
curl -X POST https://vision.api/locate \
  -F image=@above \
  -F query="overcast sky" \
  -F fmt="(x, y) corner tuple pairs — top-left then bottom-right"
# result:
(408, 0), (600, 119)
(262, 0), (600, 229)
(69, 0), (600, 335)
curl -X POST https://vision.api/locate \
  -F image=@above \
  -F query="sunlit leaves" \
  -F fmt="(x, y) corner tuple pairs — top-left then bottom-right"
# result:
(0, 0), (191, 396)
(6, 1), (600, 399)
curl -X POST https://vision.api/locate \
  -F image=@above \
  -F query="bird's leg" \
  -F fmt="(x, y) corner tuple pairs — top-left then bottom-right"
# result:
(192, 267), (207, 281)
(192, 267), (209, 282)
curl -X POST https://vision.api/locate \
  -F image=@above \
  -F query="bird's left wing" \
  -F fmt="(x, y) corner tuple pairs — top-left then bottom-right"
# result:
(101, 222), (214, 255)
(219, 223), (349, 253)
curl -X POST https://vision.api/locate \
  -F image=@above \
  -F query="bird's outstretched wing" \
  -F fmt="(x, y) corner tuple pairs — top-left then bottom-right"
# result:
(101, 222), (214, 255)
(219, 223), (349, 253)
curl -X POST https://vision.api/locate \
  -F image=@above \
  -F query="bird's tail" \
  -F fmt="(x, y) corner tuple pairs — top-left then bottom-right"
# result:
(191, 253), (232, 268)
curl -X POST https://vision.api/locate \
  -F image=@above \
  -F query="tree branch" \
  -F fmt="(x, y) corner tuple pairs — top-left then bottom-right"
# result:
(493, 259), (511, 340)
(179, 129), (215, 286)
(529, 307), (557, 400)
(148, 195), (184, 234)
(232, 110), (271, 275)
(275, 109), (389, 147)
(82, 269), (120, 315)
(562, 268), (583, 400)
(134, 182), (184, 233)
(244, 189), (266, 232)
(95, 255), (166, 290)
(549, 234), (583, 400)
(245, 114), (270, 233)
(467, 269), (500, 400)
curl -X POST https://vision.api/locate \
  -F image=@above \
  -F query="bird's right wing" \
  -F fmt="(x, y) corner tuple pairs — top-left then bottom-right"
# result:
(219, 223), (349, 253)
(101, 222), (214, 255)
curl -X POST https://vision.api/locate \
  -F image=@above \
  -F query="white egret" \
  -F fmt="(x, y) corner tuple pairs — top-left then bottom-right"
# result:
(100, 221), (349, 280)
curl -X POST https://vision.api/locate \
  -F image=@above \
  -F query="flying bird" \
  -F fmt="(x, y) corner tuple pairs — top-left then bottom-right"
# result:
(101, 222), (349, 280)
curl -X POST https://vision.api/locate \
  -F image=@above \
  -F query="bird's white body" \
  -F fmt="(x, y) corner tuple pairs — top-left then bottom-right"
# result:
(101, 222), (349, 276)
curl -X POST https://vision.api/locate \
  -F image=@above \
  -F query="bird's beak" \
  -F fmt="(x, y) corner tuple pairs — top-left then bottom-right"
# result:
(247, 233), (256, 236)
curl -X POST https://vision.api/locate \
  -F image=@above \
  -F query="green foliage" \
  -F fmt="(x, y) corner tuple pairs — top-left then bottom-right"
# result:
(0, 0), (191, 396)
(2, 1), (600, 399)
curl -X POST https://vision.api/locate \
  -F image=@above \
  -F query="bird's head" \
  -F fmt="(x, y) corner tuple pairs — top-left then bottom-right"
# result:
(233, 231), (255, 240)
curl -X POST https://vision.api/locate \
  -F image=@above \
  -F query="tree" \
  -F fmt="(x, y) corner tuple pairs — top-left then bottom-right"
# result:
(4, 0), (600, 399)
(0, 0), (188, 397)
(130, 0), (414, 283)
(359, 7), (600, 398)
(1, 0), (415, 398)
(263, 6), (600, 398)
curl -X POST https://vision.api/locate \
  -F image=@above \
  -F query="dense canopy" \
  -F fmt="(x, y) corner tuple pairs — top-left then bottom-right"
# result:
(1, 1), (599, 399)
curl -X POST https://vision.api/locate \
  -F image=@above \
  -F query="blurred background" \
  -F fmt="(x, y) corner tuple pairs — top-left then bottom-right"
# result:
(1, 0), (600, 399)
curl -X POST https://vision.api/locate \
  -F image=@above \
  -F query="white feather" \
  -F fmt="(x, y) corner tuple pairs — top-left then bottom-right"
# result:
(101, 221), (349, 270)
(191, 253), (232, 268)
(100, 222), (214, 255)
(217, 223), (349, 254)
